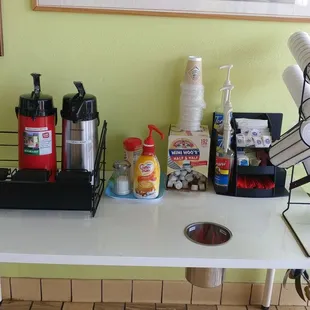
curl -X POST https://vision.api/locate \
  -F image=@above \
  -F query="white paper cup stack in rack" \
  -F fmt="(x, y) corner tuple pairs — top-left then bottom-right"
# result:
(288, 31), (310, 78)
(270, 122), (310, 168)
(283, 65), (310, 119)
(178, 56), (206, 132)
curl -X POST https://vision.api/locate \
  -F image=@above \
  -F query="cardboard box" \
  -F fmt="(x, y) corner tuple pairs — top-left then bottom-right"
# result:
(167, 125), (210, 191)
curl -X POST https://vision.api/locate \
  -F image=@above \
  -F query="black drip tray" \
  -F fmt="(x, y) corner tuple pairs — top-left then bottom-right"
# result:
(56, 170), (92, 183)
(12, 169), (50, 182)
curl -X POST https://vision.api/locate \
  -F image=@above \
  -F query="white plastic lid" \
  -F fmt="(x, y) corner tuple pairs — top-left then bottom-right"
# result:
(188, 56), (202, 61)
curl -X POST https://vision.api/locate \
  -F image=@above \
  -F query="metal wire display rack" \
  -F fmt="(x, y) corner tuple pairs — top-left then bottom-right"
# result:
(281, 64), (310, 256)
(0, 120), (107, 217)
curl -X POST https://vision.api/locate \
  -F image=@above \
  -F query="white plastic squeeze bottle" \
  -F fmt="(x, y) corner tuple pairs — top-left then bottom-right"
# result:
(214, 64), (234, 131)
(214, 85), (235, 194)
(133, 125), (164, 199)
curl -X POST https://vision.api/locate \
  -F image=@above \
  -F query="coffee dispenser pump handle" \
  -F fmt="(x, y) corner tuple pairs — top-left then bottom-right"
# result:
(74, 81), (86, 98)
(69, 81), (86, 122)
(31, 73), (41, 97)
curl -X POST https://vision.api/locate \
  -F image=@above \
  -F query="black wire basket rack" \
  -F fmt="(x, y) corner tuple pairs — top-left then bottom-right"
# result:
(0, 120), (107, 217)
(280, 63), (310, 256)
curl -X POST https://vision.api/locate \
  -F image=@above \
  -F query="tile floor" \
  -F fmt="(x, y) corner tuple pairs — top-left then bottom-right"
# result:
(0, 303), (306, 310)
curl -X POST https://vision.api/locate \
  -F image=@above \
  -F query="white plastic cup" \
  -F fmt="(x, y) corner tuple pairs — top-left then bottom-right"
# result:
(178, 120), (201, 130)
(270, 122), (310, 168)
(288, 32), (309, 49)
(283, 65), (310, 119)
(288, 32), (310, 73)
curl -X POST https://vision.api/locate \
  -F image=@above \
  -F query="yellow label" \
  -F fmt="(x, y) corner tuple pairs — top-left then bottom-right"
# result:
(134, 155), (160, 199)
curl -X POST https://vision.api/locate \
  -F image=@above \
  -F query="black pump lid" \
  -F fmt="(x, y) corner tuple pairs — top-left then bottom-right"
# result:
(17, 73), (55, 118)
(61, 82), (98, 123)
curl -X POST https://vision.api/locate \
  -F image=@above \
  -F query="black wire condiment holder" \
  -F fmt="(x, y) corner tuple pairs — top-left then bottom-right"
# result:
(0, 120), (107, 217)
(278, 63), (310, 257)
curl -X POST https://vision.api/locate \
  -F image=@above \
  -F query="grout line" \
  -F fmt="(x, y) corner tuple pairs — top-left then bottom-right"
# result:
(190, 284), (193, 304)
(9, 277), (12, 300)
(39, 279), (42, 301)
(248, 284), (253, 306)
(277, 284), (283, 306)
(101, 280), (103, 303)
(70, 279), (73, 302)
(219, 283), (224, 305)
(277, 283), (284, 309)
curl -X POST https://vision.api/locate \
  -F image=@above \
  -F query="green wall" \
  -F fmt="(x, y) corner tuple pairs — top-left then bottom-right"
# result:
(0, 0), (307, 282)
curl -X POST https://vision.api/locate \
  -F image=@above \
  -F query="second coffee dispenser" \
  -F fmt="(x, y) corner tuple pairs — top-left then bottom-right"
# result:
(61, 81), (100, 186)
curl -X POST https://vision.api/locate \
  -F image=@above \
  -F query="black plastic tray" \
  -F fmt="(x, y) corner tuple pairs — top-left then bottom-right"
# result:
(237, 166), (276, 176)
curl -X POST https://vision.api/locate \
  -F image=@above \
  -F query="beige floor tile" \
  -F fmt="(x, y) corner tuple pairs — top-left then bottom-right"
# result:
(11, 278), (41, 301)
(31, 301), (63, 310)
(156, 304), (186, 310)
(0, 301), (32, 310)
(188, 306), (217, 310)
(95, 303), (125, 310)
(41, 279), (71, 302)
(192, 285), (222, 305)
(247, 307), (277, 310)
(103, 280), (132, 302)
(221, 283), (251, 305)
(72, 279), (101, 302)
(132, 281), (162, 303)
(1, 277), (11, 300)
(277, 307), (307, 310)
(63, 302), (94, 310)
(279, 284), (307, 306)
(162, 281), (192, 304)
(250, 284), (281, 305)
(126, 304), (155, 310)
(218, 307), (247, 310)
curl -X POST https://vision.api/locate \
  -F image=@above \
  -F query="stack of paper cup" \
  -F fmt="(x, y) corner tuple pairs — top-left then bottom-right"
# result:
(270, 121), (310, 169)
(283, 65), (310, 119)
(178, 56), (206, 132)
(288, 31), (310, 78)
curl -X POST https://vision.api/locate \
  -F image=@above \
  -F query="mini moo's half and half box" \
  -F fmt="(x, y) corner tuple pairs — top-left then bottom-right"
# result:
(167, 125), (211, 191)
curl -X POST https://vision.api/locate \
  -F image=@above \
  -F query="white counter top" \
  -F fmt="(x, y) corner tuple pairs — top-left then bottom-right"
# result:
(0, 186), (309, 269)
